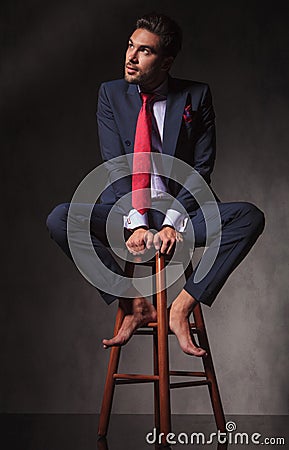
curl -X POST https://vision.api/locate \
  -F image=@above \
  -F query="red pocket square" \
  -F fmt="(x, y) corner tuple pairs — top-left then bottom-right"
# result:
(183, 104), (193, 123)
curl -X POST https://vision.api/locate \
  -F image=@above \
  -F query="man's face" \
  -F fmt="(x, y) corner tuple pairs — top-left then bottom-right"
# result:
(124, 28), (172, 90)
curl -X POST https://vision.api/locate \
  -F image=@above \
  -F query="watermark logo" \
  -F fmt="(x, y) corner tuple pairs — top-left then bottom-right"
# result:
(145, 421), (286, 446)
(225, 421), (237, 432)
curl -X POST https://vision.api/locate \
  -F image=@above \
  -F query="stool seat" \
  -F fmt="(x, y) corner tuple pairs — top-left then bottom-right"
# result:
(98, 251), (225, 445)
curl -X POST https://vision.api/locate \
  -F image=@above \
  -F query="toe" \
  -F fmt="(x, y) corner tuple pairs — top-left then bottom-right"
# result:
(102, 337), (121, 348)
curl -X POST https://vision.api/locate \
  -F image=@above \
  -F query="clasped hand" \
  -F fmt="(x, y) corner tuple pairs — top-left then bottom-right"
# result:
(125, 226), (183, 256)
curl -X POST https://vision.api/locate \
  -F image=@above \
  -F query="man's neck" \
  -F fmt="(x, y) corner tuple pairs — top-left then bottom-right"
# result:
(139, 76), (168, 95)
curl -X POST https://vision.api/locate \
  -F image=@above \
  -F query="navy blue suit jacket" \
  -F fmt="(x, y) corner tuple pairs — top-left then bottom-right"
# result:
(96, 76), (217, 216)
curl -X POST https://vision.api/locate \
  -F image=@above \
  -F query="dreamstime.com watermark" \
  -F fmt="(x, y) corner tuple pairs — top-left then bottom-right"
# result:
(145, 421), (286, 446)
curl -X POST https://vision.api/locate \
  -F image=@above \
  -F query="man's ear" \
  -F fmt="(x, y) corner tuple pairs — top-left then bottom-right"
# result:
(161, 56), (174, 72)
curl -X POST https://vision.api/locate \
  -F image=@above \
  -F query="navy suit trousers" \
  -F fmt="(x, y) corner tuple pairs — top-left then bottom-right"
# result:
(46, 200), (265, 307)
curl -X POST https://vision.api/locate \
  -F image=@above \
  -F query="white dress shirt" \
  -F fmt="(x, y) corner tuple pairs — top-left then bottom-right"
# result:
(124, 78), (188, 232)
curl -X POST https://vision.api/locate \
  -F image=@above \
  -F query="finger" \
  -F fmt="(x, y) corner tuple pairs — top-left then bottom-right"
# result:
(160, 238), (169, 254)
(176, 233), (184, 250)
(135, 248), (146, 255)
(126, 240), (134, 252)
(132, 243), (146, 255)
(127, 238), (142, 254)
(135, 240), (146, 253)
(166, 239), (176, 255)
(153, 233), (161, 251)
(138, 239), (146, 250)
(145, 231), (154, 249)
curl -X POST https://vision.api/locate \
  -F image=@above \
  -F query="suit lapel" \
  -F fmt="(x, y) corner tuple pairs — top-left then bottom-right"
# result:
(163, 78), (187, 157)
(123, 84), (142, 155)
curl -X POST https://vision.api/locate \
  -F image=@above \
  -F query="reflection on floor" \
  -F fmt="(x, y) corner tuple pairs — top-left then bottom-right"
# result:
(2, 414), (288, 450)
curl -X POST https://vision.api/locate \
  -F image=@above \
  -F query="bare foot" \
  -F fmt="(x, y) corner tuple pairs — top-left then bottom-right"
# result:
(102, 297), (157, 348)
(169, 290), (207, 357)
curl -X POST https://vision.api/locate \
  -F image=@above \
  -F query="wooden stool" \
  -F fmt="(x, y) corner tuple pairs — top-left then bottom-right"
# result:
(98, 252), (225, 443)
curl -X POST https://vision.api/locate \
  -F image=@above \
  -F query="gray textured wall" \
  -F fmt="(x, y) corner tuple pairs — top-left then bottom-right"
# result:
(1, 0), (289, 415)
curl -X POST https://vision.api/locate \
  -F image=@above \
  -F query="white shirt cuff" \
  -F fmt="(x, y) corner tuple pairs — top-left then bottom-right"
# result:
(123, 209), (149, 230)
(162, 209), (188, 232)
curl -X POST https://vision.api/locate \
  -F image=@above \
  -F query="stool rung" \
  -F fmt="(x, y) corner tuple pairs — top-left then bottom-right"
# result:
(134, 329), (155, 335)
(143, 321), (196, 328)
(146, 322), (157, 328)
(115, 379), (157, 385)
(170, 380), (210, 389)
(113, 373), (159, 382)
(134, 322), (197, 334)
(170, 370), (206, 377)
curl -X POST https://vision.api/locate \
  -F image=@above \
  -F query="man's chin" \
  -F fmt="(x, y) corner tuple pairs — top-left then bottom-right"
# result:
(124, 73), (140, 84)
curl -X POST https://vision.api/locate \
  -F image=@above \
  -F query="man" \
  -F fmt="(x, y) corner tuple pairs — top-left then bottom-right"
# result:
(47, 13), (265, 357)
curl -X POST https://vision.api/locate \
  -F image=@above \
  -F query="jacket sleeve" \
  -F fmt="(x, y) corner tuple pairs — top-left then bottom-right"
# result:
(171, 84), (217, 214)
(96, 83), (132, 214)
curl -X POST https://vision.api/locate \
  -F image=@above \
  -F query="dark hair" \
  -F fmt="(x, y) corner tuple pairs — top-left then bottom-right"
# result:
(136, 12), (182, 58)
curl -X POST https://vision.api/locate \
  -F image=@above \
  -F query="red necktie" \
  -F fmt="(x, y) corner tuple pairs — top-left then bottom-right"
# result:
(132, 93), (154, 215)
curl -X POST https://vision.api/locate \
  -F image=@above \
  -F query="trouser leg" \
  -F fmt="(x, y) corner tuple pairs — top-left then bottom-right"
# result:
(184, 201), (265, 306)
(46, 202), (133, 304)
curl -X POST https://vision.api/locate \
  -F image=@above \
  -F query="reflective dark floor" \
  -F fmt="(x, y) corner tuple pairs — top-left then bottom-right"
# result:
(2, 414), (288, 450)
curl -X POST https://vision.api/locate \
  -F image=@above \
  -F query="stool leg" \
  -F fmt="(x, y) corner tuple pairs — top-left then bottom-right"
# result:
(184, 260), (226, 432)
(193, 303), (226, 432)
(98, 261), (135, 437)
(152, 265), (160, 432)
(98, 305), (124, 437)
(155, 253), (171, 443)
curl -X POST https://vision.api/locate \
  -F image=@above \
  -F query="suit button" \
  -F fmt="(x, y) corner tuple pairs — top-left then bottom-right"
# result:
(125, 140), (131, 146)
